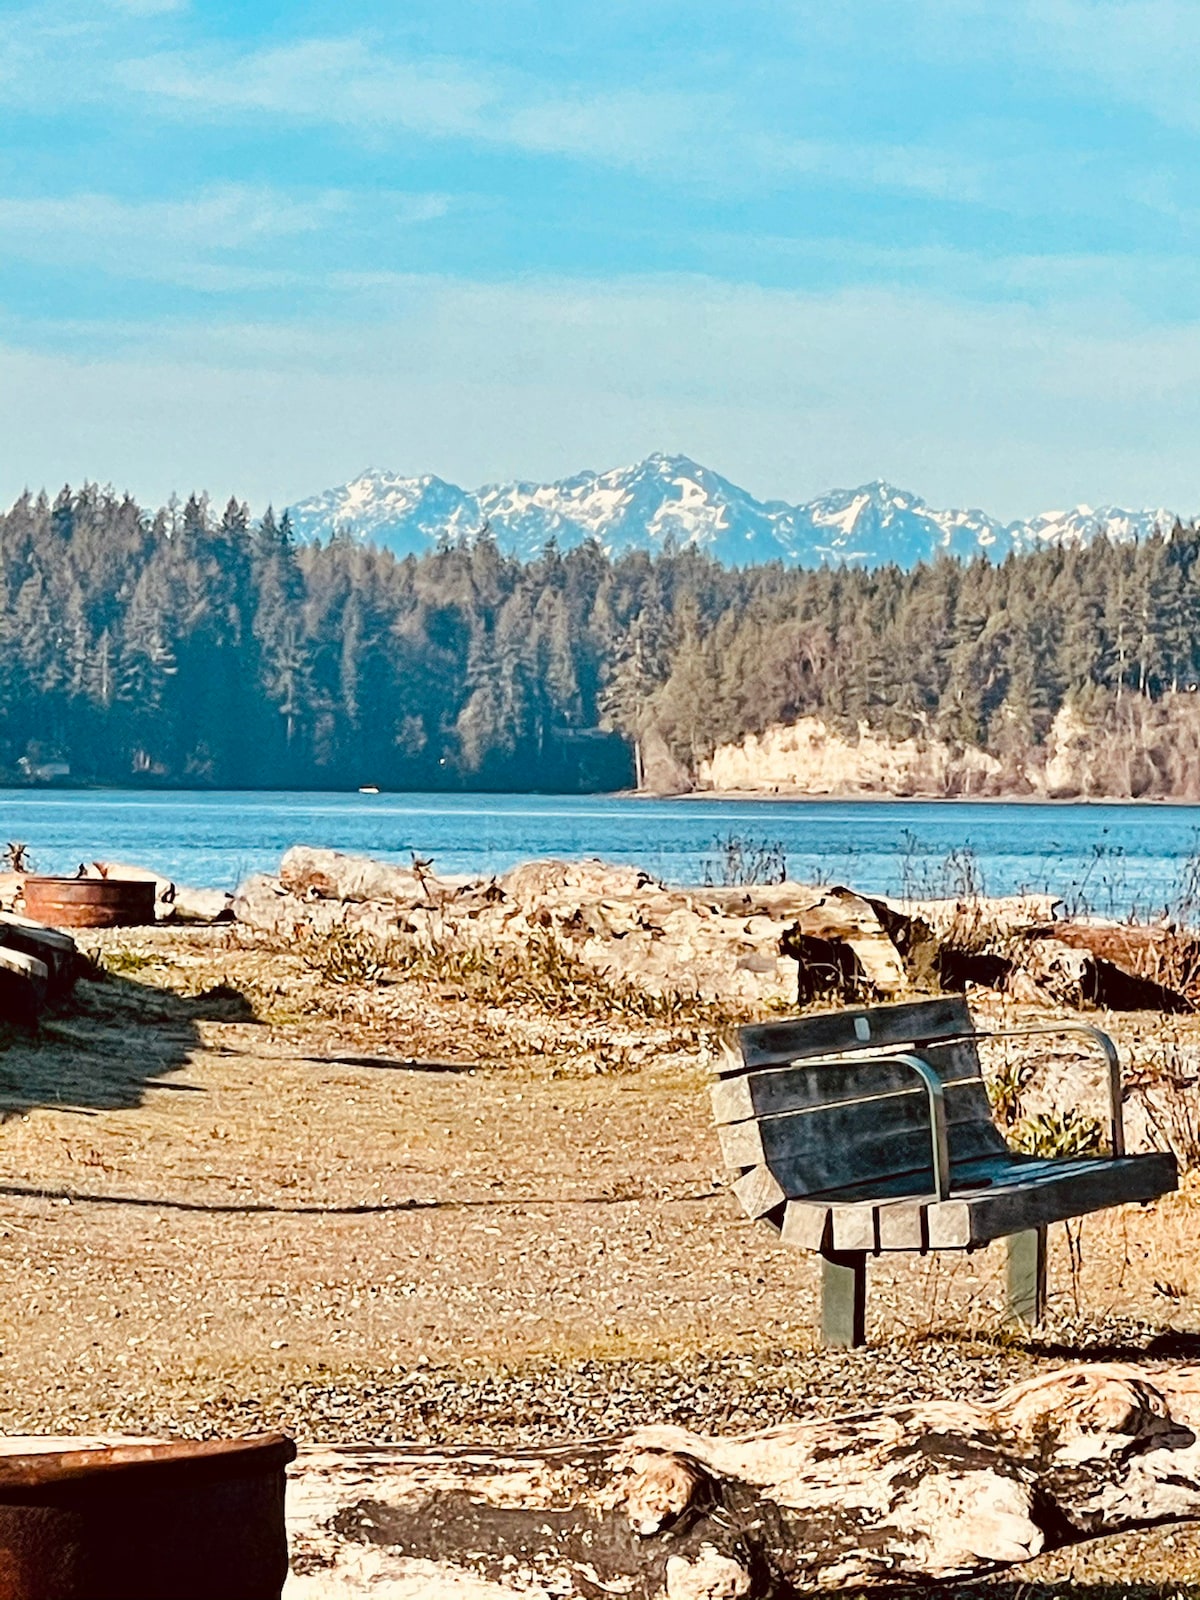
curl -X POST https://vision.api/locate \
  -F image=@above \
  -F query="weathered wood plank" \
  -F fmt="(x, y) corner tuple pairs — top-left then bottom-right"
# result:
(715, 1078), (1003, 1172)
(744, 1119), (1006, 1203)
(780, 1198), (829, 1248)
(709, 1047), (984, 1125)
(873, 1193), (935, 1252)
(827, 1200), (881, 1254)
(731, 1164), (786, 1220)
(0, 912), (79, 1002)
(926, 1151), (1178, 1248)
(767, 1151), (1177, 1253)
(730, 996), (971, 1074)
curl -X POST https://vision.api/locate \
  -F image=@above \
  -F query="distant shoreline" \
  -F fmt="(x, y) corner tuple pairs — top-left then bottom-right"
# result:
(2, 781), (1197, 809)
(623, 787), (1196, 807)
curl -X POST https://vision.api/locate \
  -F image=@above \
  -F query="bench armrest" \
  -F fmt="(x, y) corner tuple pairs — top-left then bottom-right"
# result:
(891, 1052), (951, 1201)
(975, 1023), (1124, 1157)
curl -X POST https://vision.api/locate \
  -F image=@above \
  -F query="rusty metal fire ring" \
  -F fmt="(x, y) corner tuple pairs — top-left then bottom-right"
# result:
(0, 1433), (296, 1599)
(20, 877), (157, 929)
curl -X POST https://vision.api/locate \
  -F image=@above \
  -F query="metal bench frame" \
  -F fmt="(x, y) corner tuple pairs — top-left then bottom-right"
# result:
(713, 998), (1176, 1347)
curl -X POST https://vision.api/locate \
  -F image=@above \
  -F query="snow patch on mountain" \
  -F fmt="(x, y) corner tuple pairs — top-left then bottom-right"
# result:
(288, 454), (1179, 569)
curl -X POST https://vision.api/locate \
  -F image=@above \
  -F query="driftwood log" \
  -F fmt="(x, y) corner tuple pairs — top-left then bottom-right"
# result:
(284, 1364), (1200, 1597)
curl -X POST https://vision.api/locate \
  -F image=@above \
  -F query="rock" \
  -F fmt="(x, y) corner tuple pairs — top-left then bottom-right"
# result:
(500, 858), (654, 905)
(1020, 934), (1191, 1013)
(170, 887), (234, 923)
(697, 716), (1002, 797)
(623, 1451), (711, 1536)
(781, 887), (907, 1002)
(666, 1546), (752, 1600)
(232, 876), (303, 937)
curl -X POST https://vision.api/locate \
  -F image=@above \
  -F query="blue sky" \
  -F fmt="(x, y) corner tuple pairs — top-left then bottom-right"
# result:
(2, 0), (1199, 517)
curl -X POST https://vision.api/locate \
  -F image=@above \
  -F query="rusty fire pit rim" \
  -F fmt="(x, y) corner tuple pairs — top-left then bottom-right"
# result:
(0, 1432), (296, 1491)
(21, 876), (154, 891)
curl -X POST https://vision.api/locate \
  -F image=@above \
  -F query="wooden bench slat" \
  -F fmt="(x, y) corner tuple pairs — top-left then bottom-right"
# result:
(748, 1148), (1031, 1227)
(777, 1151), (1179, 1253)
(749, 1120), (1008, 1203)
(927, 1151), (1178, 1247)
(730, 997), (971, 1074)
(732, 1164), (786, 1220)
(711, 1042), (988, 1126)
(716, 1077), (1004, 1171)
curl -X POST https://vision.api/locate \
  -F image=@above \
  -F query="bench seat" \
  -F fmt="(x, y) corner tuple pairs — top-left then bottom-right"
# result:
(776, 1149), (1179, 1253)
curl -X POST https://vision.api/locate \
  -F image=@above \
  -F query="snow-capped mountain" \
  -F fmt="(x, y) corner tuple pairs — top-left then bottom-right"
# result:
(287, 455), (1178, 568)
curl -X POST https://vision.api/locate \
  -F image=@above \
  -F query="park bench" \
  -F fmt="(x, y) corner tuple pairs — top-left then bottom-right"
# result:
(712, 995), (1178, 1346)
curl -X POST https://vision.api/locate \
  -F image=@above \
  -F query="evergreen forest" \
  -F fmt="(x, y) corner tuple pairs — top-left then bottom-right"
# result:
(2, 484), (1200, 795)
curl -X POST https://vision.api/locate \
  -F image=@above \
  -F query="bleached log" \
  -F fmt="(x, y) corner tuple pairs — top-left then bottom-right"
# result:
(283, 1365), (1200, 1598)
(279, 848), (468, 906)
(170, 886), (235, 922)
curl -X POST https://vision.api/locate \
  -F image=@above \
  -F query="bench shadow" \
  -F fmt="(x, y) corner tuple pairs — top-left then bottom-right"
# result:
(1022, 1329), (1200, 1362)
(304, 1054), (477, 1075)
(0, 968), (251, 1118)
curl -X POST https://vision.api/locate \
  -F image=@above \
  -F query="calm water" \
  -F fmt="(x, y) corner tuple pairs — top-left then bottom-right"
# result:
(1, 789), (1199, 914)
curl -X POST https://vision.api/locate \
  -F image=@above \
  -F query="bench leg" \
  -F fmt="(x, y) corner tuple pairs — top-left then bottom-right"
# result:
(821, 1251), (867, 1347)
(1006, 1227), (1047, 1326)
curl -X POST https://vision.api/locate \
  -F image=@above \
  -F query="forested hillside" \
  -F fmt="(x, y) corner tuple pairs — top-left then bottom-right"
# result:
(2, 484), (1199, 794)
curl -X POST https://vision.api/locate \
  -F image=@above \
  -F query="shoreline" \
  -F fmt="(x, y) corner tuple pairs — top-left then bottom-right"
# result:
(3, 782), (1198, 808)
(622, 787), (1199, 807)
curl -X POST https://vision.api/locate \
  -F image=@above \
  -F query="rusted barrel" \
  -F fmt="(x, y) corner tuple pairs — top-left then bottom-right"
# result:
(21, 877), (156, 929)
(0, 1434), (296, 1599)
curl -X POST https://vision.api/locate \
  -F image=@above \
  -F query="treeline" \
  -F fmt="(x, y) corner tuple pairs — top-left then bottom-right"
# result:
(1, 484), (1198, 791)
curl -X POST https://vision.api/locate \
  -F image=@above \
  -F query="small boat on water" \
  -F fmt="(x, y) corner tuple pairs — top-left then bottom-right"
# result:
(358, 785), (381, 794)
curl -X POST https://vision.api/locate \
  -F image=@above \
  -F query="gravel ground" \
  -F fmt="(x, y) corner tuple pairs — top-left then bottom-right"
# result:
(2, 925), (1199, 1590)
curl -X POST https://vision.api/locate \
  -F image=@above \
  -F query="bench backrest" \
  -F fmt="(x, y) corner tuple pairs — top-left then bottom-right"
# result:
(712, 996), (1007, 1201)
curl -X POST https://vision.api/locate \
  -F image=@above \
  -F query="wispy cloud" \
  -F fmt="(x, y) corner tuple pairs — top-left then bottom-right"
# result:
(0, 184), (450, 287)
(113, 32), (992, 198)
(106, 0), (188, 14)
(903, 0), (1200, 131)
(1022, 0), (1200, 130)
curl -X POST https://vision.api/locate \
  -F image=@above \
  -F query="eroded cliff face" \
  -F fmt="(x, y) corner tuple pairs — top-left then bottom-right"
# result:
(692, 696), (1200, 801)
(697, 718), (1002, 797)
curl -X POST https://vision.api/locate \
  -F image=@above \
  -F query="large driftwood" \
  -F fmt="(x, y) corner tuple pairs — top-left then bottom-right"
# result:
(0, 912), (78, 1022)
(284, 1364), (1200, 1597)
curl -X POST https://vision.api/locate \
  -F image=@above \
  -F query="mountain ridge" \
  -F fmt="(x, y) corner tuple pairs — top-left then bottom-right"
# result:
(288, 453), (1179, 568)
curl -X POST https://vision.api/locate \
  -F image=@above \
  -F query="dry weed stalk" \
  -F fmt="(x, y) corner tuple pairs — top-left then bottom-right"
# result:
(1137, 1032), (1200, 1170)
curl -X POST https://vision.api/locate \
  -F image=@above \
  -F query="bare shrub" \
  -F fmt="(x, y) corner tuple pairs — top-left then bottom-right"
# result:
(703, 834), (787, 888)
(300, 926), (389, 986)
(1138, 1037), (1200, 1170)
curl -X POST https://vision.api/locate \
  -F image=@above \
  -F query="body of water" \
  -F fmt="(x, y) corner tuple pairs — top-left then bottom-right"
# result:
(2, 789), (1199, 915)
